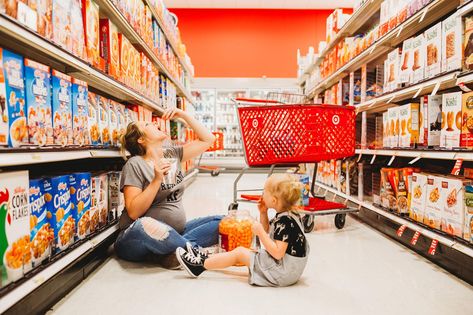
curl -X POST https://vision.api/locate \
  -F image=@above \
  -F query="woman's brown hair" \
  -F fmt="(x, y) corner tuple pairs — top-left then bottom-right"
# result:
(120, 122), (146, 159)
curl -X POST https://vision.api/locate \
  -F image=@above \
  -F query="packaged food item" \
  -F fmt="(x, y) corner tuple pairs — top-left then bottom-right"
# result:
(100, 18), (120, 79)
(82, 0), (100, 68)
(387, 106), (400, 148)
(0, 171), (31, 286)
(29, 179), (53, 268)
(411, 34), (425, 84)
(399, 38), (413, 84)
(108, 171), (124, 221)
(464, 185), (473, 243)
(108, 100), (119, 147)
(461, 91), (473, 148)
(295, 174), (310, 207)
(440, 92), (462, 148)
(97, 95), (110, 146)
(424, 22), (442, 79)
(87, 91), (99, 145)
(463, 14), (473, 71)
(464, 168), (473, 179)
(51, 70), (73, 146)
(119, 33), (131, 85)
(381, 168), (398, 210)
(94, 173), (108, 227)
(442, 13), (462, 72)
(69, 0), (86, 61)
(71, 78), (88, 146)
(28, 0), (53, 39)
(24, 58), (53, 146)
(409, 173), (427, 223)
(0, 48), (8, 146)
(383, 112), (389, 147)
(69, 173), (91, 240)
(424, 175), (444, 230)
(441, 177), (469, 237)
(396, 169), (409, 214)
(398, 103), (419, 148)
(421, 95), (442, 147)
(89, 175), (99, 233)
(16, 1), (37, 31)
(117, 103), (127, 146)
(219, 210), (254, 252)
(52, 0), (72, 51)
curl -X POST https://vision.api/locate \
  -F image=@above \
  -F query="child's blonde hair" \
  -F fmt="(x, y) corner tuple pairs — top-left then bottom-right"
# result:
(266, 173), (304, 210)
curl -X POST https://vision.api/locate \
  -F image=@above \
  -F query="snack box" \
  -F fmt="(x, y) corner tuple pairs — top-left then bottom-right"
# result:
(420, 95), (442, 147)
(29, 0), (53, 39)
(464, 185), (473, 243)
(0, 171), (31, 286)
(411, 34), (425, 84)
(43, 175), (75, 253)
(97, 95), (110, 146)
(108, 171), (124, 221)
(70, 0), (86, 61)
(52, 0), (72, 51)
(29, 178), (53, 267)
(71, 78), (88, 146)
(424, 22), (442, 79)
(1, 48), (27, 147)
(381, 168), (398, 210)
(386, 48), (400, 92)
(398, 103), (419, 148)
(387, 106), (400, 148)
(382, 112), (389, 148)
(424, 174), (444, 230)
(24, 58), (53, 146)
(396, 168), (410, 214)
(440, 92), (462, 148)
(463, 14), (473, 71)
(82, 0), (100, 67)
(440, 177), (470, 237)
(399, 38), (413, 84)
(51, 70), (72, 146)
(409, 173), (428, 223)
(119, 33), (131, 85)
(100, 18), (120, 80)
(461, 91), (473, 148)
(109, 100), (119, 147)
(442, 13), (462, 72)
(69, 173), (91, 240)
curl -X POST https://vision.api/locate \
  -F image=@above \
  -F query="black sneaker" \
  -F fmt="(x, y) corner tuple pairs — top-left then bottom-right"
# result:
(175, 247), (206, 278)
(185, 242), (209, 260)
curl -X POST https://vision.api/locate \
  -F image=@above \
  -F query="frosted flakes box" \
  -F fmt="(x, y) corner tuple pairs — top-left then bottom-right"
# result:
(2, 49), (27, 147)
(97, 95), (110, 146)
(82, 0), (100, 67)
(424, 175), (444, 230)
(440, 92), (462, 149)
(424, 22), (442, 79)
(411, 34), (425, 84)
(398, 103), (419, 148)
(71, 78), (88, 146)
(29, 178), (53, 267)
(108, 171), (123, 221)
(52, 0), (72, 51)
(51, 70), (72, 146)
(109, 100), (119, 147)
(0, 171), (31, 286)
(70, 0), (86, 61)
(69, 173), (91, 240)
(43, 175), (74, 253)
(409, 173), (427, 223)
(25, 59), (53, 146)
(87, 91), (99, 145)
(28, 0), (53, 39)
(442, 13), (462, 72)
(100, 18), (120, 80)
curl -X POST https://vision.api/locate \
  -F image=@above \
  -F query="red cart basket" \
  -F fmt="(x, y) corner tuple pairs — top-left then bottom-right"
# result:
(229, 93), (358, 232)
(197, 131), (225, 176)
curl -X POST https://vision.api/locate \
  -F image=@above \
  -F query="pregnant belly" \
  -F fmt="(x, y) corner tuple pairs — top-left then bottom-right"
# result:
(147, 205), (186, 234)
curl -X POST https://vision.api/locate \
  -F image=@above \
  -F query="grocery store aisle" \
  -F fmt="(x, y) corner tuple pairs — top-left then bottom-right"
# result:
(49, 174), (473, 315)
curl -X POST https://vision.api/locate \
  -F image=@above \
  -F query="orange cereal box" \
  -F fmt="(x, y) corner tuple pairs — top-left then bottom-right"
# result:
(28, 0), (53, 39)
(119, 33), (131, 85)
(87, 91), (100, 145)
(100, 18), (120, 80)
(70, 0), (86, 61)
(52, 0), (72, 51)
(82, 0), (100, 68)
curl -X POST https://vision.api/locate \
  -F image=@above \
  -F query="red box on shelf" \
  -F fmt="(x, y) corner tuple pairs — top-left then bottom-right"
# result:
(100, 18), (120, 80)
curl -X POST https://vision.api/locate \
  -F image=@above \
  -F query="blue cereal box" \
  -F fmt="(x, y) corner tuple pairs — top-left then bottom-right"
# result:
(51, 70), (72, 146)
(24, 59), (53, 146)
(1, 48), (27, 147)
(69, 173), (91, 240)
(87, 91), (99, 145)
(43, 175), (75, 252)
(296, 174), (310, 207)
(71, 78), (89, 146)
(29, 179), (53, 267)
(98, 95), (110, 146)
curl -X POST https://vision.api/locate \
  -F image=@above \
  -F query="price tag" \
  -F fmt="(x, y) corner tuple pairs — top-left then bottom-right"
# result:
(451, 159), (463, 176)
(428, 239), (439, 255)
(34, 275), (46, 285)
(410, 231), (421, 245)
(369, 43), (377, 55)
(458, 82), (472, 93)
(397, 224), (407, 237)
(31, 153), (42, 161)
(409, 155), (422, 165)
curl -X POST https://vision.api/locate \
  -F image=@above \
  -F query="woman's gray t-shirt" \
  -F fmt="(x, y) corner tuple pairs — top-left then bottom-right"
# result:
(119, 146), (186, 233)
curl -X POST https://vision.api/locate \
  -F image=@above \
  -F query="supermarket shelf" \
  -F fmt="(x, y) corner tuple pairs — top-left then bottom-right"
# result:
(457, 0), (473, 16)
(0, 224), (119, 314)
(308, 0), (459, 97)
(356, 71), (460, 113)
(355, 148), (473, 161)
(456, 70), (473, 86)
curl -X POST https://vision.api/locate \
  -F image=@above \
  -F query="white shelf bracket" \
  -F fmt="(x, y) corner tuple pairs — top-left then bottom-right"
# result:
(388, 155), (396, 166)
(431, 81), (441, 96)
(396, 24), (404, 38)
(419, 7), (429, 23)
(370, 154), (377, 165)
(408, 155), (422, 165)
(413, 84), (424, 99)
(357, 154), (363, 162)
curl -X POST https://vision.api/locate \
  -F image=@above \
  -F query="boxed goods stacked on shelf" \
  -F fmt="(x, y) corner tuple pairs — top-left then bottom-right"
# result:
(465, 185), (473, 243)
(51, 70), (73, 147)
(69, 173), (92, 240)
(71, 78), (89, 146)
(440, 92), (462, 149)
(461, 91), (473, 148)
(420, 95), (442, 147)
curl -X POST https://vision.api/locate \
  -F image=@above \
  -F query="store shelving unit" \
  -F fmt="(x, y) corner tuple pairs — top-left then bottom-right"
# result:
(355, 149), (473, 162)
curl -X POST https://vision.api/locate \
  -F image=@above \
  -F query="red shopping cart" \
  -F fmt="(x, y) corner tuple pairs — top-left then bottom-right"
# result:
(197, 131), (225, 176)
(229, 93), (358, 232)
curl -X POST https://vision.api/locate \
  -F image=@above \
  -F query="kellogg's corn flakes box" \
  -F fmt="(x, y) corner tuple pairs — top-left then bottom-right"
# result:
(69, 173), (91, 240)
(29, 178), (53, 267)
(0, 171), (31, 286)
(87, 91), (99, 145)
(71, 78), (88, 146)
(25, 59), (53, 147)
(43, 175), (75, 253)
(51, 70), (73, 146)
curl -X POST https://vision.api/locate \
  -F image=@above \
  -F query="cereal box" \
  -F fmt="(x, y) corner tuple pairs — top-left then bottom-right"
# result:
(52, 0), (72, 51)
(440, 92), (462, 149)
(108, 171), (123, 221)
(87, 91), (99, 145)
(70, 0), (86, 61)
(0, 48), (8, 146)
(386, 49), (400, 92)
(399, 38), (413, 84)
(51, 70), (73, 146)
(100, 18), (120, 80)
(29, 178), (53, 267)
(411, 34), (425, 84)
(387, 106), (400, 148)
(97, 173), (108, 227)
(461, 91), (473, 148)
(421, 95), (442, 147)
(409, 173), (427, 223)
(97, 95), (110, 146)
(28, 0), (53, 39)
(69, 173), (91, 240)
(382, 112), (389, 147)
(16, 1), (37, 31)
(89, 176), (99, 233)
(24, 58), (53, 146)
(71, 78), (88, 146)
(119, 33), (131, 85)
(2, 49), (27, 147)
(396, 169), (409, 214)
(424, 22), (442, 79)
(463, 14), (473, 71)
(464, 185), (473, 243)
(442, 13), (462, 72)
(109, 100), (119, 147)
(0, 171), (31, 285)
(424, 175), (444, 229)
(398, 103), (419, 148)
(117, 103), (126, 146)
(441, 177), (469, 237)
(82, 0), (100, 68)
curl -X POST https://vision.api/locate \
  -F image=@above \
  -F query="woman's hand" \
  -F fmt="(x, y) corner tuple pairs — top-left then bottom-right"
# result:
(252, 221), (265, 237)
(153, 159), (171, 182)
(257, 198), (268, 214)
(162, 108), (187, 121)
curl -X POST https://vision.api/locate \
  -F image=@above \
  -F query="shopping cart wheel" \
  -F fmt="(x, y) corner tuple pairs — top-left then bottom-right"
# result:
(211, 170), (220, 177)
(335, 214), (346, 229)
(302, 215), (315, 233)
(228, 203), (239, 211)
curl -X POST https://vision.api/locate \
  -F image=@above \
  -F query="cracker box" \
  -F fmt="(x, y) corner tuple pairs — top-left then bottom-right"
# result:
(424, 175), (444, 230)
(119, 33), (131, 85)
(69, 173), (91, 240)
(70, 0), (86, 61)
(0, 171), (31, 285)
(464, 185), (473, 243)
(382, 112), (389, 148)
(409, 173), (427, 223)
(2, 49), (27, 147)
(82, 0), (100, 68)
(440, 92), (462, 148)
(411, 34), (425, 84)
(463, 14), (473, 71)
(71, 78), (88, 146)
(387, 106), (400, 148)
(442, 13), (462, 72)
(398, 103), (419, 148)
(421, 95), (442, 147)
(385, 48), (400, 92)
(424, 22), (442, 79)
(28, 0), (53, 39)
(441, 177), (469, 237)
(100, 18), (120, 80)
(24, 58), (53, 146)
(109, 100), (119, 147)
(461, 91), (473, 148)
(97, 95), (110, 146)
(399, 38), (413, 84)
(87, 91), (99, 145)
(51, 70), (72, 146)
(52, 0), (72, 51)
(29, 178), (53, 267)
(108, 171), (124, 221)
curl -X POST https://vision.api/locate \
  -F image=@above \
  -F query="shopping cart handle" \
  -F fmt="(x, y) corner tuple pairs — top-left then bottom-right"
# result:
(233, 98), (281, 104)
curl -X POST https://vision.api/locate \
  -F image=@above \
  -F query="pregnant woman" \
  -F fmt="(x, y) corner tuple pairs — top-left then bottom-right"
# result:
(115, 108), (221, 269)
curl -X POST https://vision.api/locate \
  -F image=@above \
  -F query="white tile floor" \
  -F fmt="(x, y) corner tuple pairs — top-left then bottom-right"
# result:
(49, 173), (473, 315)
